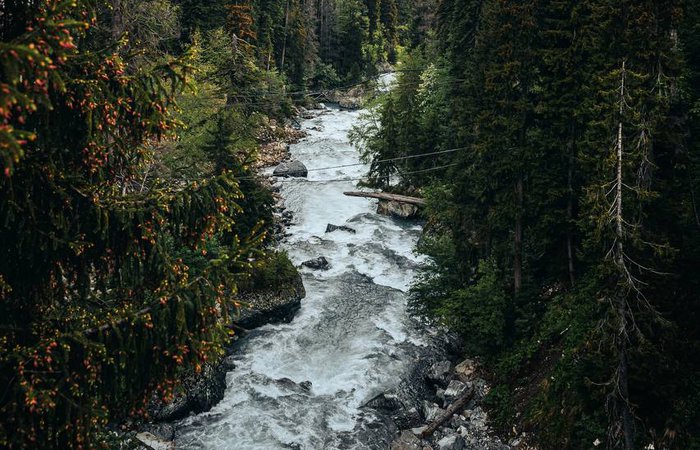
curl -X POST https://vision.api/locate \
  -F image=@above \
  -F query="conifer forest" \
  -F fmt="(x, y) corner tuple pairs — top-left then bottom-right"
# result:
(1, 1), (699, 449)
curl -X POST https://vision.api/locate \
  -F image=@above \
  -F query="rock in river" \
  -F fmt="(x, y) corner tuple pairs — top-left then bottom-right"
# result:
(273, 160), (308, 178)
(235, 271), (306, 329)
(377, 200), (420, 219)
(325, 223), (356, 234)
(301, 256), (330, 270)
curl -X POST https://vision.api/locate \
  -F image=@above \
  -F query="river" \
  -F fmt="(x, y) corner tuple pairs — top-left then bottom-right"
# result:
(176, 93), (434, 449)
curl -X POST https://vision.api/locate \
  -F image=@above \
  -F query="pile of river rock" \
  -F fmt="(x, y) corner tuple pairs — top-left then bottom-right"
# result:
(379, 358), (513, 450)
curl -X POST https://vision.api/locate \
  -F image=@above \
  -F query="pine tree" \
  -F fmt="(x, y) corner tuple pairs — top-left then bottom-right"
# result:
(178, 0), (228, 41)
(380, 0), (399, 62)
(0, 2), (261, 446)
(577, 1), (684, 447)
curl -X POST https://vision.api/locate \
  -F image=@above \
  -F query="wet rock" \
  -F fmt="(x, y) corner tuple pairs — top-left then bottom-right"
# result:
(273, 160), (308, 178)
(365, 393), (403, 412)
(343, 412), (397, 450)
(272, 378), (314, 394)
(437, 434), (466, 450)
(377, 200), (420, 219)
(301, 256), (330, 270)
(326, 85), (366, 110)
(325, 223), (357, 234)
(339, 100), (361, 110)
(148, 362), (227, 422)
(427, 360), (452, 386)
(392, 406), (423, 430)
(221, 355), (236, 371)
(184, 363), (228, 416)
(235, 271), (305, 329)
(443, 380), (470, 407)
(150, 395), (190, 423)
(275, 377), (297, 388)
(390, 430), (422, 450)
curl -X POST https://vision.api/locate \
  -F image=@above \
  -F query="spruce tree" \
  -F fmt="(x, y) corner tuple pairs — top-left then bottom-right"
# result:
(0, 2), (261, 446)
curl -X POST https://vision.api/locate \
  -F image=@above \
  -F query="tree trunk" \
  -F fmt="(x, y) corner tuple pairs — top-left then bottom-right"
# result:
(343, 191), (426, 205)
(617, 294), (635, 450)
(420, 388), (475, 438)
(514, 176), (523, 296)
(111, 0), (123, 41)
(280, 0), (291, 70)
(567, 126), (576, 286)
(614, 60), (635, 450)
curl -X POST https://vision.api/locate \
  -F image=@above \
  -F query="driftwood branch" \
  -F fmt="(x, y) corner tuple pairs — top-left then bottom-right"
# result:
(420, 387), (475, 438)
(343, 191), (426, 206)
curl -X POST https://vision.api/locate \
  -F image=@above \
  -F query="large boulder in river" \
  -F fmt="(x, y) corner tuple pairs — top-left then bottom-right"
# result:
(146, 271), (306, 424)
(377, 200), (420, 219)
(339, 98), (362, 110)
(235, 271), (306, 329)
(148, 361), (228, 422)
(325, 223), (357, 234)
(301, 256), (330, 270)
(273, 160), (308, 178)
(364, 392), (404, 412)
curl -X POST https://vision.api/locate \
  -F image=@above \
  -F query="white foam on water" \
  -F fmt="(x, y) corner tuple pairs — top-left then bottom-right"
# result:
(176, 100), (428, 449)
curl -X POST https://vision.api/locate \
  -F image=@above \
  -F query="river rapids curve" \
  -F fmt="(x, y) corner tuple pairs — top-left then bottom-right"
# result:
(176, 87), (435, 449)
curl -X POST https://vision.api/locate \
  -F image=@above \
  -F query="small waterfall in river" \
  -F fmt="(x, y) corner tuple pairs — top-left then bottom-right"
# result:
(176, 89), (434, 449)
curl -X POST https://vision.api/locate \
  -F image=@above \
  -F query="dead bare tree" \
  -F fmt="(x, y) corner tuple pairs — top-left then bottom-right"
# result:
(605, 59), (635, 450)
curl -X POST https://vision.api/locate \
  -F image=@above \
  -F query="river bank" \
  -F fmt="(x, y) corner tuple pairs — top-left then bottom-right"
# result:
(129, 86), (515, 450)
(171, 97), (511, 449)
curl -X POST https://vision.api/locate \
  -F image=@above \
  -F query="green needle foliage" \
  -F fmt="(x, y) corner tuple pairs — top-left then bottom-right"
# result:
(1, 0), (420, 447)
(0, 1), (264, 447)
(360, 0), (700, 448)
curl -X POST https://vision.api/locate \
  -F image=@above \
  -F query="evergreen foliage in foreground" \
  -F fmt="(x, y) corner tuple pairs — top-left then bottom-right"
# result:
(355, 0), (700, 448)
(0, 2), (265, 447)
(1, 0), (423, 446)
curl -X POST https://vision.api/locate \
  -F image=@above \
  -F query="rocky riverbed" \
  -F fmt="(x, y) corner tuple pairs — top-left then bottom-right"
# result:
(127, 82), (522, 450)
(381, 357), (511, 450)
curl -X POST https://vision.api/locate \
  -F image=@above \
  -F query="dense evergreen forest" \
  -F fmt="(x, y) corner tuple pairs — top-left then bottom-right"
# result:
(0, 0), (406, 447)
(353, 1), (700, 449)
(1, 0), (699, 449)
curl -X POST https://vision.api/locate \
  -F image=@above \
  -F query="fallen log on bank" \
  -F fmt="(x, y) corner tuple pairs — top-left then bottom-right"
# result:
(420, 387), (475, 438)
(343, 191), (426, 206)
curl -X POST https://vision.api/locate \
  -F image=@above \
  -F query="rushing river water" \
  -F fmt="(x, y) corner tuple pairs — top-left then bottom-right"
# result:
(176, 96), (433, 449)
